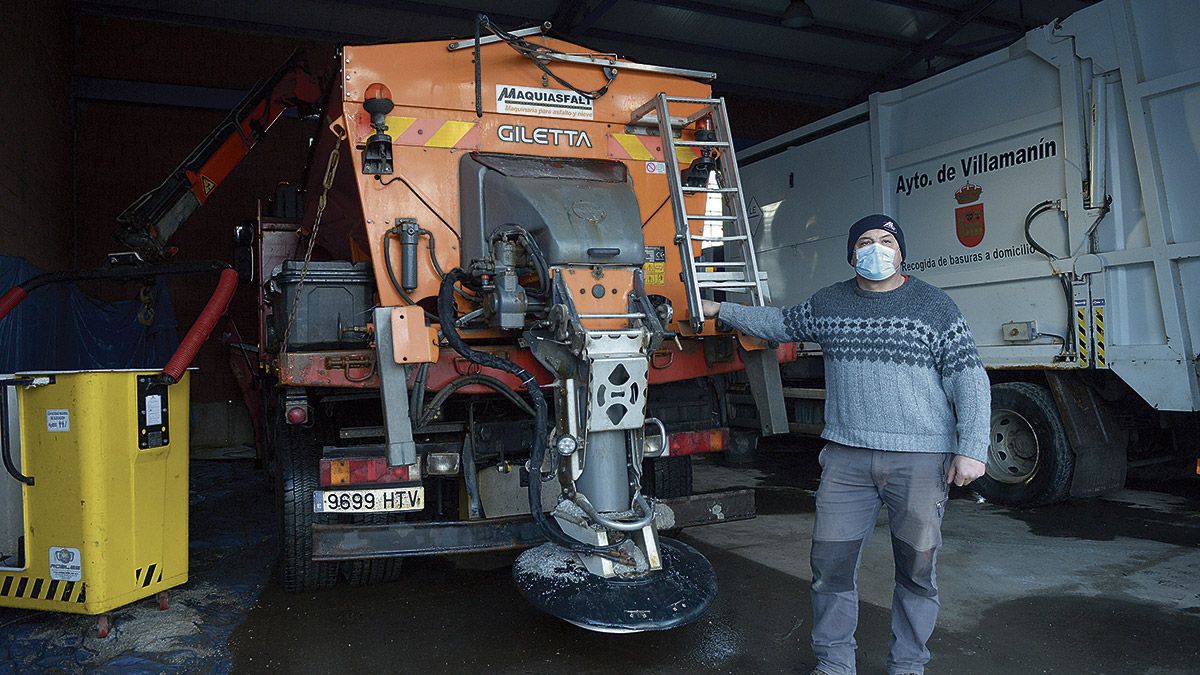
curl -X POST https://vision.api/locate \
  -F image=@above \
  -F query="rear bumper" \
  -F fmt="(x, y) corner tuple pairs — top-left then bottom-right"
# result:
(311, 489), (755, 561)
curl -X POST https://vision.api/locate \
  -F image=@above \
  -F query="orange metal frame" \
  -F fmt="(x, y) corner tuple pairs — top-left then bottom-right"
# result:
(277, 34), (793, 388)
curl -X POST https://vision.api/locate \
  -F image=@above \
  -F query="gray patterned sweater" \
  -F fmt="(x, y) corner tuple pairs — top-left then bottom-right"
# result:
(719, 277), (991, 462)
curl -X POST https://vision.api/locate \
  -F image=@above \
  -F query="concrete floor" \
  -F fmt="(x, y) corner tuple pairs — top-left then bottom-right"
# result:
(4, 445), (1199, 673)
(228, 445), (1200, 674)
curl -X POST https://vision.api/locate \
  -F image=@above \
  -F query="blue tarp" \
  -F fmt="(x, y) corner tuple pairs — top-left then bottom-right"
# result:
(0, 256), (179, 372)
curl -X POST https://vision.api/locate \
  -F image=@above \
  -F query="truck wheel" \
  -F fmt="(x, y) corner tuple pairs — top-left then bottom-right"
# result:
(343, 557), (404, 586)
(641, 456), (693, 499)
(642, 456), (693, 536)
(341, 514), (404, 585)
(276, 424), (339, 592)
(974, 382), (1074, 508)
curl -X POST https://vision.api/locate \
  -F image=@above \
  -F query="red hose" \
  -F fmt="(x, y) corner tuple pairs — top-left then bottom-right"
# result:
(0, 287), (28, 322)
(162, 268), (238, 383)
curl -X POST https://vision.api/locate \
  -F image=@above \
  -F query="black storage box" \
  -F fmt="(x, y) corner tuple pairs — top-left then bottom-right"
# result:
(268, 260), (374, 349)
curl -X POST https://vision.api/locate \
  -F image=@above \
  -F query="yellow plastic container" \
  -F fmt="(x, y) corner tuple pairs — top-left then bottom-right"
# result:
(0, 370), (189, 615)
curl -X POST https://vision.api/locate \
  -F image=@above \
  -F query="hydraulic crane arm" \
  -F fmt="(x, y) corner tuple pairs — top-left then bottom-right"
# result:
(115, 51), (323, 260)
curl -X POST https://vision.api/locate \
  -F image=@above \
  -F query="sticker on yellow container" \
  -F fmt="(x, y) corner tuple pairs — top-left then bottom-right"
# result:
(46, 409), (69, 432)
(49, 547), (82, 582)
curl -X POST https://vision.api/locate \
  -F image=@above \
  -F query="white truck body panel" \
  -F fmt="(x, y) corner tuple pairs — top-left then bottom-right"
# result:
(741, 0), (1200, 412)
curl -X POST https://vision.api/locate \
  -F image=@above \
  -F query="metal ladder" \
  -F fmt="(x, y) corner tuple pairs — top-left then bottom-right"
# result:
(630, 93), (768, 333)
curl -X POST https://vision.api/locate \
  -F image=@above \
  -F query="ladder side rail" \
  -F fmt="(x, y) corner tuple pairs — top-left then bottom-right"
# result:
(653, 94), (706, 333)
(712, 98), (768, 307)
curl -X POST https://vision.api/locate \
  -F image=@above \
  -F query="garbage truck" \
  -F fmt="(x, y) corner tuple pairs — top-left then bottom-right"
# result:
(732, 0), (1200, 507)
(97, 19), (787, 632)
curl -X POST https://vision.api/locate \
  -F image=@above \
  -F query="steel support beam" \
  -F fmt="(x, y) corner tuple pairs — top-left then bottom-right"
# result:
(866, 0), (1029, 32)
(857, 0), (1001, 98)
(312, 489), (756, 560)
(585, 27), (878, 82)
(639, 0), (980, 59)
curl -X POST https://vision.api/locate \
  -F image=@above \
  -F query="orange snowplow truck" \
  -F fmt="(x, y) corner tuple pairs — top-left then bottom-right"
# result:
(251, 20), (791, 632)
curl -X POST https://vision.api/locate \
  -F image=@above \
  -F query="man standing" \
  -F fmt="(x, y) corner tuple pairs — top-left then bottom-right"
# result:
(702, 214), (991, 675)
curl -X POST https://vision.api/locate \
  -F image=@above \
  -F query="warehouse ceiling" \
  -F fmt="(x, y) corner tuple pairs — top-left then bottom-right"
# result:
(78, 0), (1097, 111)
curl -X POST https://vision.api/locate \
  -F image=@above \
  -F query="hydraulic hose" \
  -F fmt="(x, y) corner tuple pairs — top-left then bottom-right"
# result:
(416, 373), (536, 429)
(0, 260), (229, 322)
(0, 288), (28, 322)
(162, 268), (239, 383)
(1024, 200), (1060, 260)
(437, 268), (618, 557)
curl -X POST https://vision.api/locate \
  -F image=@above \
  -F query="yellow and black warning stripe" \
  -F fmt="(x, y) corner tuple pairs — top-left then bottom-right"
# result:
(135, 563), (163, 588)
(0, 574), (86, 603)
(1076, 305), (1089, 367)
(1093, 304), (1106, 368)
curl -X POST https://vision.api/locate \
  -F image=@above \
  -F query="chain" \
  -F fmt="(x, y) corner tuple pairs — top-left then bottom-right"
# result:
(280, 126), (346, 354)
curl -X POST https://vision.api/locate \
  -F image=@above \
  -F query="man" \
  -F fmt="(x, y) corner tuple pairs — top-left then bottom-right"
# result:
(702, 214), (990, 675)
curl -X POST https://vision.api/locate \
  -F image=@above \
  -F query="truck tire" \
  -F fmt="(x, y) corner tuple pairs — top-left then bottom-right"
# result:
(974, 382), (1074, 508)
(276, 424), (339, 592)
(641, 456), (693, 499)
(343, 557), (404, 586)
(341, 514), (404, 586)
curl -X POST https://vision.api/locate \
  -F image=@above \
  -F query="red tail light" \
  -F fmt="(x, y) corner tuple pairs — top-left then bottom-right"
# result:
(320, 456), (411, 487)
(667, 428), (729, 456)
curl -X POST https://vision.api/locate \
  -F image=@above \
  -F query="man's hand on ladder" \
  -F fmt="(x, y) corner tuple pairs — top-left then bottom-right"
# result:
(701, 299), (721, 318)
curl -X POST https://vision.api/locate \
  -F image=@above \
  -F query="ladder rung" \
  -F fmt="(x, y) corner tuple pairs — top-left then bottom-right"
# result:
(696, 261), (747, 267)
(699, 281), (758, 289)
(681, 186), (739, 193)
(665, 96), (720, 105)
(696, 272), (751, 282)
(685, 214), (738, 221)
(675, 140), (729, 147)
(689, 234), (747, 242)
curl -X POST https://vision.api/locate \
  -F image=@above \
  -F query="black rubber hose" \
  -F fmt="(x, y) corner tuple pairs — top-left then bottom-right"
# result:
(382, 229), (438, 321)
(417, 373), (536, 429)
(0, 380), (34, 485)
(1024, 200), (1060, 260)
(437, 268), (617, 555)
(21, 260), (229, 294)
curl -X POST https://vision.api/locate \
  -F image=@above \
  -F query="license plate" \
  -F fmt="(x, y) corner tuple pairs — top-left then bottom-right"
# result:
(313, 486), (425, 513)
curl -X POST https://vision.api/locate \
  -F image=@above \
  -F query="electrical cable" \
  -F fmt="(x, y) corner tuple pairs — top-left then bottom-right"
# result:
(479, 16), (616, 100)
(374, 174), (459, 236)
(437, 268), (621, 557)
(415, 227), (448, 277)
(474, 15), (483, 118)
(1069, 195), (1114, 258)
(1058, 274), (1076, 359)
(410, 362), (430, 419)
(642, 195), (671, 229)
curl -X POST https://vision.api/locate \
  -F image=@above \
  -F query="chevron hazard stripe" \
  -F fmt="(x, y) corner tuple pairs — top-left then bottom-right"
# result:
(607, 133), (700, 164)
(383, 116), (479, 149)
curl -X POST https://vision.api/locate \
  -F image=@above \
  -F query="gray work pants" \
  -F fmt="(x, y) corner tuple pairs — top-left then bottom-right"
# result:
(810, 442), (950, 675)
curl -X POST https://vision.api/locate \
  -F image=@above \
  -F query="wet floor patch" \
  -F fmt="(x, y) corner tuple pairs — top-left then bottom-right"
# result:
(996, 494), (1200, 547)
(0, 460), (274, 673)
(752, 486), (816, 515)
(227, 537), (849, 674)
(934, 594), (1200, 674)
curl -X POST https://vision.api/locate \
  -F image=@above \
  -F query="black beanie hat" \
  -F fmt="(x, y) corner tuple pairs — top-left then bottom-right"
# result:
(847, 214), (905, 264)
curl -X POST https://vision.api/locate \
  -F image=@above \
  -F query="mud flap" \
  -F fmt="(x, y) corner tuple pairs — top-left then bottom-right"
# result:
(1045, 371), (1128, 497)
(740, 346), (789, 436)
(373, 306), (417, 467)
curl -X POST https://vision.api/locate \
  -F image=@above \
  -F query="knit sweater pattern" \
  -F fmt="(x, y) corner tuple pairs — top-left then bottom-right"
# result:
(719, 278), (991, 462)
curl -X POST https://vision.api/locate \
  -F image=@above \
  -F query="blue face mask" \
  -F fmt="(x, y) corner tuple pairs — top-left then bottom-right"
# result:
(855, 243), (898, 281)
